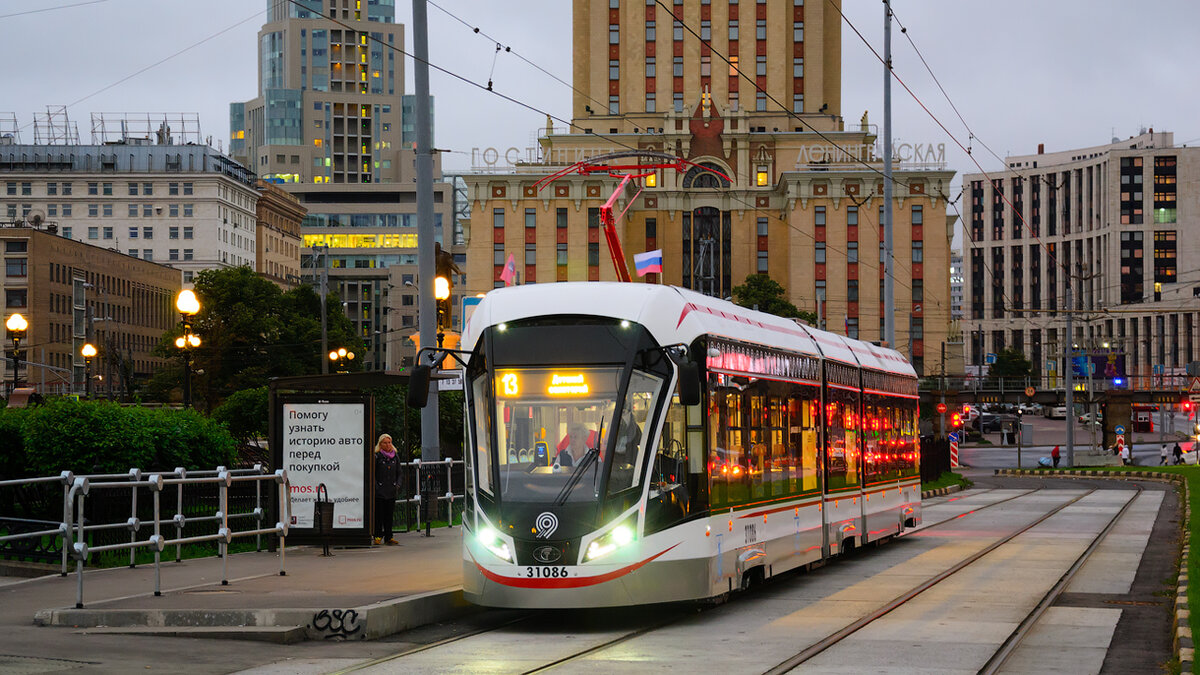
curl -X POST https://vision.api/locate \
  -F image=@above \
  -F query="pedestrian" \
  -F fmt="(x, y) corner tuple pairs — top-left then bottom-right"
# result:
(1161, 444), (1169, 465)
(1120, 443), (1131, 466)
(1051, 445), (1061, 468)
(1174, 442), (1184, 465)
(374, 433), (402, 546)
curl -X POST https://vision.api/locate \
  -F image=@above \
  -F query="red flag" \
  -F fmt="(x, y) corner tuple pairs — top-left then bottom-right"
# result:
(499, 253), (516, 286)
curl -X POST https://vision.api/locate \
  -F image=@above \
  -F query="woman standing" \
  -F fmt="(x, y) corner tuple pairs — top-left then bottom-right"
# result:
(374, 433), (401, 545)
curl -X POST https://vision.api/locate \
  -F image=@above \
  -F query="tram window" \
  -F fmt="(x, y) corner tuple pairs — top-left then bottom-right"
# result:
(646, 395), (690, 535)
(471, 375), (493, 495)
(824, 390), (861, 491)
(607, 370), (662, 496)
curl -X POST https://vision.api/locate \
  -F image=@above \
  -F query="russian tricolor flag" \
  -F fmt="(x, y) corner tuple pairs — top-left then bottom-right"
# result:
(634, 249), (663, 277)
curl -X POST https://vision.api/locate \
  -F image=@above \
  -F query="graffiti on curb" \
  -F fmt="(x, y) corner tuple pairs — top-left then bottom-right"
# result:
(311, 608), (362, 639)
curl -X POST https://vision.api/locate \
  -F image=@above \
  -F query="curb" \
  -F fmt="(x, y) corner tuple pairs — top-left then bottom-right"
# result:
(994, 468), (1192, 672)
(34, 586), (475, 642)
(920, 484), (965, 499)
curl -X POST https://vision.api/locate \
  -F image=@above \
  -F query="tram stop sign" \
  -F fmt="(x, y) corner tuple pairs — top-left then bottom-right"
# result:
(936, 403), (947, 414)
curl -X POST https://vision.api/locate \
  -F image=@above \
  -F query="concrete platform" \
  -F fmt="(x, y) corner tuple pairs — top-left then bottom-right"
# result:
(10, 526), (471, 643)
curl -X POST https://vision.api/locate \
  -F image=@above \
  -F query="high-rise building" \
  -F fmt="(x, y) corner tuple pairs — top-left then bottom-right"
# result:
(254, 179), (305, 289)
(231, 0), (462, 370)
(950, 249), (963, 320)
(964, 130), (1200, 388)
(462, 0), (954, 374)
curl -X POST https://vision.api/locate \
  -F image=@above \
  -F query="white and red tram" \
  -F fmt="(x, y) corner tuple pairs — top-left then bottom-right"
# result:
(443, 282), (920, 608)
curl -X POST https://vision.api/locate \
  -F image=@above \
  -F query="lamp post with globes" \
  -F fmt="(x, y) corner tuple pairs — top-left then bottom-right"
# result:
(329, 347), (356, 373)
(81, 343), (97, 398)
(175, 290), (201, 408)
(5, 313), (27, 395)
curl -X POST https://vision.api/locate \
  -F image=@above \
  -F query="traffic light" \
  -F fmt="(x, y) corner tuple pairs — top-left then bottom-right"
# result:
(951, 412), (963, 429)
(434, 275), (452, 331)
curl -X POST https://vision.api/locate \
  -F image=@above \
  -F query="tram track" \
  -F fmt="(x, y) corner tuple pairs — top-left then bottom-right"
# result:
(762, 482), (1143, 674)
(334, 484), (1138, 675)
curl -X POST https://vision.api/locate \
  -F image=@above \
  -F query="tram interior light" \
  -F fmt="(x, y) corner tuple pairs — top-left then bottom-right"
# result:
(584, 518), (637, 562)
(477, 526), (512, 562)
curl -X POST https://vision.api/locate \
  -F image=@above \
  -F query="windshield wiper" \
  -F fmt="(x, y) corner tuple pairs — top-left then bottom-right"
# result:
(553, 419), (604, 506)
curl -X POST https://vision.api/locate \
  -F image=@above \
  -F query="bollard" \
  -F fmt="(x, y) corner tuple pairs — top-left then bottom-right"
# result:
(219, 470), (230, 586)
(128, 468), (141, 568)
(175, 467), (186, 563)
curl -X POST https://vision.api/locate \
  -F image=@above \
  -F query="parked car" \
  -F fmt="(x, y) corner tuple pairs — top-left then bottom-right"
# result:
(1044, 405), (1068, 419)
(982, 413), (1019, 433)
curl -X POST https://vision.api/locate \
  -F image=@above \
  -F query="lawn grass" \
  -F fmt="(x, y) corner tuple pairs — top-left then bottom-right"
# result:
(922, 471), (972, 492)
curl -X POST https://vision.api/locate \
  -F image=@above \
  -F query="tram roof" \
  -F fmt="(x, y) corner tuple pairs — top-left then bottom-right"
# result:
(462, 283), (915, 378)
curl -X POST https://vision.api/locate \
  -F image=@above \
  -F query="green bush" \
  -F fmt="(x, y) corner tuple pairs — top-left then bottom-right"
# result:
(211, 387), (268, 446)
(16, 399), (237, 477)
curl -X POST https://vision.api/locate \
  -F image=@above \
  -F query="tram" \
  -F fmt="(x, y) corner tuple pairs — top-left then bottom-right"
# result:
(409, 282), (921, 608)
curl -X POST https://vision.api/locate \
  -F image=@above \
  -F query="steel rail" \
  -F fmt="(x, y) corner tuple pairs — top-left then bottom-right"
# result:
(762, 488), (1100, 675)
(978, 481), (1145, 674)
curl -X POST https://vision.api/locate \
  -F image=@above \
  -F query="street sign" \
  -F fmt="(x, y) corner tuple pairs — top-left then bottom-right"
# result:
(936, 402), (947, 414)
(986, 353), (997, 365)
(1024, 386), (1036, 397)
(1190, 377), (1200, 394)
(1114, 424), (1126, 435)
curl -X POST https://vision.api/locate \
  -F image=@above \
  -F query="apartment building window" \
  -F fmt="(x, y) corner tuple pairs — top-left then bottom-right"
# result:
(129, 226), (139, 239)
(143, 182), (153, 195)
(609, 59), (620, 80)
(588, 242), (600, 266)
(847, 205), (858, 226)
(5, 289), (27, 308)
(912, 279), (923, 303)
(756, 55), (766, 76)
(673, 21), (683, 41)
(645, 57), (655, 78)
(815, 242), (825, 264)
(757, 251), (768, 273)
(646, 93), (656, 113)
(101, 204), (111, 217)
(645, 21), (655, 41)
(673, 56), (683, 77)
(169, 182), (179, 195)
(88, 182), (98, 195)
(910, 317), (923, 340)
(128, 182), (138, 196)
(103, 227), (113, 239)
(729, 19), (738, 40)
(1120, 157), (1143, 224)
(183, 226), (193, 239)
(700, 19), (711, 41)
(912, 241), (923, 263)
(102, 183), (112, 196)
(793, 57), (804, 78)
(5, 258), (27, 278)
(847, 317), (858, 340)
(143, 226), (153, 239)
(128, 204), (138, 218)
(493, 243), (504, 265)
(756, 91), (766, 111)
(911, 204), (923, 226)
(183, 249), (193, 261)
(183, 204), (193, 217)
(183, 183), (193, 195)
(793, 21), (804, 42)
(62, 204), (71, 217)
(1154, 155), (1177, 223)
(525, 244), (536, 266)
(169, 249), (180, 261)
(610, 25), (619, 44)
(1120, 231), (1145, 304)
(61, 182), (72, 196)
(1154, 230), (1177, 283)
(88, 227), (98, 240)
(756, 18), (766, 40)
(792, 94), (803, 113)
(609, 95), (620, 115)
(169, 204), (179, 217)
(557, 243), (567, 267)
(674, 92), (684, 112)
(815, 206), (826, 227)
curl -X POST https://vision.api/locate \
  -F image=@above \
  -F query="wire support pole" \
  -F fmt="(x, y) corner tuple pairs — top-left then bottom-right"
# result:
(882, 0), (896, 347)
(414, 0), (440, 461)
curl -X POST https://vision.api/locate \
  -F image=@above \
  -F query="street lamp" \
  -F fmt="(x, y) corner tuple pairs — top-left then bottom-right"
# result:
(329, 347), (356, 373)
(6, 313), (27, 395)
(81, 343), (97, 398)
(175, 290), (201, 408)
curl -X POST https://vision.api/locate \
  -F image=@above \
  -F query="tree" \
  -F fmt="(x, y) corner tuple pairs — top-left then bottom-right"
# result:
(731, 274), (818, 325)
(149, 267), (363, 410)
(988, 347), (1034, 388)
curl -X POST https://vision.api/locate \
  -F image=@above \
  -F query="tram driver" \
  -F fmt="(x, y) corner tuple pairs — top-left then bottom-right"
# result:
(555, 423), (593, 468)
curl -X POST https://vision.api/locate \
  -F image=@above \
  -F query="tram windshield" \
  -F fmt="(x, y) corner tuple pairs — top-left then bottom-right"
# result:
(472, 366), (663, 504)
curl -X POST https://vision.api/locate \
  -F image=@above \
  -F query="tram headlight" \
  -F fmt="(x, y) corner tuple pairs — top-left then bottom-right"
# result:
(477, 526), (512, 562)
(583, 518), (637, 563)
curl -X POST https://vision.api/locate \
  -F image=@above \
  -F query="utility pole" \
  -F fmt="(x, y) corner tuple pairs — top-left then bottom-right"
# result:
(882, 0), (896, 348)
(414, 0), (441, 461)
(1065, 283), (1075, 467)
(314, 244), (329, 375)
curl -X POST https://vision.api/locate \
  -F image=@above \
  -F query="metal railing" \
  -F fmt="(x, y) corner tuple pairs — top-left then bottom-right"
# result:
(397, 458), (464, 533)
(65, 469), (291, 608)
(0, 466), (292, 608)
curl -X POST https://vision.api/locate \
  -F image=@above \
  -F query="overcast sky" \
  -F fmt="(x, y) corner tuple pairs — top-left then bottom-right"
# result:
(3, 0), (1199, 238)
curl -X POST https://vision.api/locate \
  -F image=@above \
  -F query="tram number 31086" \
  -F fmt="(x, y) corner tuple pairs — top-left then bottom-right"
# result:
(525, 566), (569, 578)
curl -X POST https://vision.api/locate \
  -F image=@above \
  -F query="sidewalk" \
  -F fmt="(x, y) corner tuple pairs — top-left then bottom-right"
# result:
(3, 526), (468, 650)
